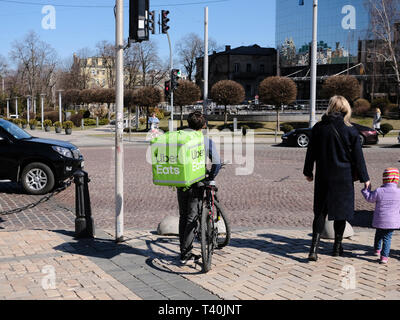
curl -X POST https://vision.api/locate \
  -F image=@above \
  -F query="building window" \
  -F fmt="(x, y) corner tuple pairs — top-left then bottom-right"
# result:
(246, 64), (251, 72)
(234, 63), (240, 73)
(260, 64), (265, 73)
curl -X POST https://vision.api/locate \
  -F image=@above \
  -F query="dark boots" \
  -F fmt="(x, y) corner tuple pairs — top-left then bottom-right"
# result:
(308, 233), (321, 261)
(332, 234), (344, 256)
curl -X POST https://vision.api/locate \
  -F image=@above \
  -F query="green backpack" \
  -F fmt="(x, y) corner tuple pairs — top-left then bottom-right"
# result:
(150, 130), (206, 187)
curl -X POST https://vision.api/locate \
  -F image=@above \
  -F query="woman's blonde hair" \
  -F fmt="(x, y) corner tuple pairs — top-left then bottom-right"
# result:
(376, 108), (381, 114)
(326, 95), (352, 126)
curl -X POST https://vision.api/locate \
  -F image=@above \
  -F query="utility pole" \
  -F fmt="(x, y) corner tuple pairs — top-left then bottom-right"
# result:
(115, 0), (124, 243)
(203, 6), (209, 122)
(309, 0), (318, 128)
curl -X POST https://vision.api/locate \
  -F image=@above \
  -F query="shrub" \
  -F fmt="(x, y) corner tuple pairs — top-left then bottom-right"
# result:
(280, 123), (294, 133)
(29, 119), (38, 126)
(83, 110), (91, 118)
(380, 123), (393, 136)
(371, 97), (390, 114)
(84, 118), (96, 126)
(99, 118), (110, 125)
(353, 99), (371, 116)
(70, 113), (83, 127)
(139, 117), (146, 125)
(43, 119), (52, 127)
(53, 121), (61, 128)
(63, 121), (74, 129)
(12, 118), (21, 125)
(20, 119), (27, 126)
(44, 111), (59, 123)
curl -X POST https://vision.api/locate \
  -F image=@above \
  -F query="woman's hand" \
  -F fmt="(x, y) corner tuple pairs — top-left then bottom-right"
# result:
(306, 175), (313, 182)
(364, 180), (371, 189)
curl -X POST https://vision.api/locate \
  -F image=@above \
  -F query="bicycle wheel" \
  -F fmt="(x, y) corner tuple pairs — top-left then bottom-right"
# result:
(214, 200), (231, 249)
(201, 208), (216, 273)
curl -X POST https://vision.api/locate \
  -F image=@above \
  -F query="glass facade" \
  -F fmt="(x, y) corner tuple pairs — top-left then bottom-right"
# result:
(276, 0), (370, 67)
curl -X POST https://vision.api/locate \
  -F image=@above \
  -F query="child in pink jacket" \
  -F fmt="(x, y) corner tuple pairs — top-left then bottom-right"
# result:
(361, 168), (400, 264)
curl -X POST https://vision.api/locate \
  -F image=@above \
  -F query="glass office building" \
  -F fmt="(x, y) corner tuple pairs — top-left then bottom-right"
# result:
(276, 0), (370, 67)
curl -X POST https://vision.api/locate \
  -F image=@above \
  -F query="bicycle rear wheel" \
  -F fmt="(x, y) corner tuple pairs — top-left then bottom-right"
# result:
(214, 200), (231, 249)
(201, 208), (216, 273)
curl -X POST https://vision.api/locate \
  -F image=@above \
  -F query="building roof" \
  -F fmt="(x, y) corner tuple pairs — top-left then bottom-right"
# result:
(212, 44), (276, 57)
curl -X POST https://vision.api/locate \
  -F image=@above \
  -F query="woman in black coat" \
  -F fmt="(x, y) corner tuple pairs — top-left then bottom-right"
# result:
(303, 95), (370, 261)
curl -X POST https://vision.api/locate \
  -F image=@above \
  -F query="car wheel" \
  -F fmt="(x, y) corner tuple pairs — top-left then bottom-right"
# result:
(21, 162), (55, 195)
(359, 134), (365, 146)
(297, 133), (310, 148)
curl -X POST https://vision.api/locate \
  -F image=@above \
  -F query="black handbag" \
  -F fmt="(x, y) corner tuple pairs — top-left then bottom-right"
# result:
(330, 123), (359, 182)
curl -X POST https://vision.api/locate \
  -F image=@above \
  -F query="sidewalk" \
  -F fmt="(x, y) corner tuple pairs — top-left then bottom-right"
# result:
(1, 226), (400, 300)
(23, 126), (400, 147)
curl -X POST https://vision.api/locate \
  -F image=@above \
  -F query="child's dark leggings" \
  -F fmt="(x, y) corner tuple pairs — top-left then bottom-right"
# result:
(312, 211), (346, 236)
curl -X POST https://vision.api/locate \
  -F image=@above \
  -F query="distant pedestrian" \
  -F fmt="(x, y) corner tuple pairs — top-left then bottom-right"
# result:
(361, 168), (400, 264)
(373, 108), (383, 135)
(148, 112), (160, 130)
(303, 95), (370, 262)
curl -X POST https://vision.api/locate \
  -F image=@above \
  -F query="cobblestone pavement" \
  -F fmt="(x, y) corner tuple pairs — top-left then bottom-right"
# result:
(2, 226), (400, 300)
(1, 143), (399, 231)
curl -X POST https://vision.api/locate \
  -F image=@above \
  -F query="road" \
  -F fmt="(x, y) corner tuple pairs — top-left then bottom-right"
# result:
(1, 138), (398, 231)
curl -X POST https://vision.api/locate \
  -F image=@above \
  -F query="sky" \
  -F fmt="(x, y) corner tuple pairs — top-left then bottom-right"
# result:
(0, 0), (276, 68)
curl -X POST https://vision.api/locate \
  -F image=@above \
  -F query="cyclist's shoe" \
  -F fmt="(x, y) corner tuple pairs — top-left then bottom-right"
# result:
(179, 253), (201, 265)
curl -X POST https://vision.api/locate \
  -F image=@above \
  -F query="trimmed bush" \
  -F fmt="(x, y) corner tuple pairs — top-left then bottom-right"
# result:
(70, 113), (83, 127)
(62, 121), (74, 129)
(43, 119), (52, 127)
(380, 123), (393, 136)
(99, 118), (110, 125)
(353, 99), (371, 116)
(84, 118), (97, 126)
(53, 121), (61, 128)
(280, 123), (294, 133)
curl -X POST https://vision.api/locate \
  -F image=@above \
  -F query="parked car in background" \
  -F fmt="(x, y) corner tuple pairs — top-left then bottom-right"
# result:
(0, 119), (84, 195)
(281, 123), (378, 148)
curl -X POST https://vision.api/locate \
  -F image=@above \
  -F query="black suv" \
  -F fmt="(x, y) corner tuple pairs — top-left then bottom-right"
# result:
(0, 119), (84, 195)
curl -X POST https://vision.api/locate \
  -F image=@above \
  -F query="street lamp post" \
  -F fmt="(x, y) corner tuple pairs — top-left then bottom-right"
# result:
(26, 96), (31, 124)
(57, 90), (64, 124)
(309, 0), (318, 128)
(14, 97), (18, 118)
(40, 94), (45, 130)
(6, 98), (9, 119)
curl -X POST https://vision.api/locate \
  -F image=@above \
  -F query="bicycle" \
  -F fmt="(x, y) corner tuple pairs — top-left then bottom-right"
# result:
(195, 164), (231, 273)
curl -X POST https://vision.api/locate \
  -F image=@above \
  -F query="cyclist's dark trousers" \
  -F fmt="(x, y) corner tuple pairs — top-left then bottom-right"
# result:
(177, 184), (203, 258)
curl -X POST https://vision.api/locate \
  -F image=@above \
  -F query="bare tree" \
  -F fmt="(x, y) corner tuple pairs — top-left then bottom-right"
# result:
(124, 44), (141, 90)
(96, 40), (115, 88)
(137, 41), (162, 86)
(174, 80), (201, 128)
(175, 33), (220, 81)
(9, 31), (58, 99)
(367, 0), (400, 103)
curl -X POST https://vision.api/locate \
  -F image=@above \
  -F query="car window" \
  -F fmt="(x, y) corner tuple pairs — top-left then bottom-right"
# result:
(0, 120), (32, 140)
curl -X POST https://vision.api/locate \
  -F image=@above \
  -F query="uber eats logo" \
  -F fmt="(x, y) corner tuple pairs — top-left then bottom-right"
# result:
(155, 148), (205, 175)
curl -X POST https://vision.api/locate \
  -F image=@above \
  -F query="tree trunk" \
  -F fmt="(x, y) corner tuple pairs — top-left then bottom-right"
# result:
(146, 108), (149, 130)
(224, 105), (228, 126)
(275, 106), (281, 143)
(180, 106), (184, 129)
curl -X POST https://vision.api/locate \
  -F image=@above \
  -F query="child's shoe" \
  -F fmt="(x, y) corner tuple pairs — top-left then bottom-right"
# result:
(374, 249), (381, 256)
(380, 256), (388, 264)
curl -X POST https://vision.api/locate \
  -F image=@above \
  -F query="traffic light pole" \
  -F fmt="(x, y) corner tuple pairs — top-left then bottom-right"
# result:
(167, 31), (174, 132)
(309, 0), (318, 128)
(115, 0), (124, 242)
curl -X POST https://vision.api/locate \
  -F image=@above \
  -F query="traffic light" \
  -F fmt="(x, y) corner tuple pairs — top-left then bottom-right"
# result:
(129, 0), (149, 42)
(164, 80), (170, 98)
(171, 69), (180, 90)
(161, 10), (170, 34)
(148, 10), (155, 34)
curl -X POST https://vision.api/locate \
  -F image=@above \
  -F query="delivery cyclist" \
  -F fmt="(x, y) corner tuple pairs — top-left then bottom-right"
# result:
(177, 111), (222, 264)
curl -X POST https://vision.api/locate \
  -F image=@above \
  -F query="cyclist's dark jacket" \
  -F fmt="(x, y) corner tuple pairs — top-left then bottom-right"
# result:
(204, 136), (221, 180)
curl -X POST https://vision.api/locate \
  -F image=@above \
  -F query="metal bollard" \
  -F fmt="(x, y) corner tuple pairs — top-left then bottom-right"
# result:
(73, 169), (95, 238)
